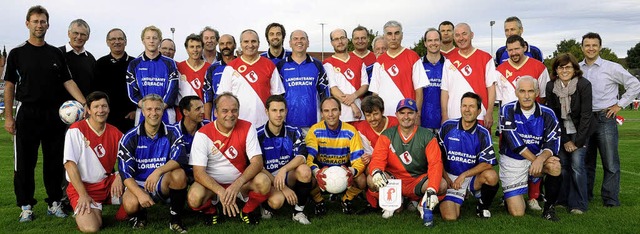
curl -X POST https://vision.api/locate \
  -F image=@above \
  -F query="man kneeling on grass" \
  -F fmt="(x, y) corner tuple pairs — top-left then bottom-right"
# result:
(257, 95), (313, 224)
(64, 91), (123, 233)
(118, 94), (188, 232)
(187, 92), (270, 225)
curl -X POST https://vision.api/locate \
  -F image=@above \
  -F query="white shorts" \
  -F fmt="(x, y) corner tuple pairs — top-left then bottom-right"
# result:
(443, 172), (479, 205)
(133, 174), (168, 202)
(499, 154), (530, 199)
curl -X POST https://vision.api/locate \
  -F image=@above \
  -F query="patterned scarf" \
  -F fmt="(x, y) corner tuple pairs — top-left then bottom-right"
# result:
(552, 77), (578, 119)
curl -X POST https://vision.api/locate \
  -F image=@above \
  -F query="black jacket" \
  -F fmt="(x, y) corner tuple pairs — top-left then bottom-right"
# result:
(545, 77), (595, 148)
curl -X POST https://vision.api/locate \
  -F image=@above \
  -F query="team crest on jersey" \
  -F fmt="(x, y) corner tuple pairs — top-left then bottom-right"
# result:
(213, 140), (225, 155)
(238, 65), (247, 73)
(344, 68), (355, 80)
(224, 146), (239, 159)
(505, 69), (513, 79)
(387, 64), (399, 77)
(93, 144), (106, 158)
(245, 71), (258, 83)
(461, 65), (472, 76)
(190, 78), (202, 89)
(400, 151), (412, 165)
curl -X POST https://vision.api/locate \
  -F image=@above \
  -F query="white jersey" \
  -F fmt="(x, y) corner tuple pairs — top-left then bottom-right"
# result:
(496, 57), (549, 104)
(441, 49), (498, 121)
(217, 56), (285, 127)
(369, 48), (429, 117)
(324, 55), (369, 122)
(189, 120), (261, 185)
(64, 120), (123, 184)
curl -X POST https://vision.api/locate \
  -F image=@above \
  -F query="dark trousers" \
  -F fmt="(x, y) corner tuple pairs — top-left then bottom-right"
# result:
(13, 103), (66, 207)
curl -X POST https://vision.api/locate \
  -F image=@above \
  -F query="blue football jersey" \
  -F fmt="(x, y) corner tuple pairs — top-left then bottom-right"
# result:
(499, 101), (560, 160)
(438, 119), (496, 176)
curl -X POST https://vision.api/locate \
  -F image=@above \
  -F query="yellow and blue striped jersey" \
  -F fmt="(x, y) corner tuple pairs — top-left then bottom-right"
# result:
(306, 120), (365, 176)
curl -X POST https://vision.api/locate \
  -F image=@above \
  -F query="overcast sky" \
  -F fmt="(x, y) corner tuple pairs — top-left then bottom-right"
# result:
(2, 0), (639, 61)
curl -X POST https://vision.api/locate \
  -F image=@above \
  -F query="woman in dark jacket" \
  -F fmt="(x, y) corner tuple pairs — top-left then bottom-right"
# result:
(545, 53), (595, 214)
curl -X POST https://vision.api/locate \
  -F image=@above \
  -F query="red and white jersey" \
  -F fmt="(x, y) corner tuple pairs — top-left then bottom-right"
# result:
(177, 60), (211, 102)
(370, 48), (429, 117)
(441, 47), (458, 59)
(350, 51), (376, 68)
(496, 57), (549, 104)
(64, 120), (123, 184)
(324, 55), (369, 122)
(353, 116), (398, 154)
(189, 120), (261, 184)
(442, 48), (498, 121)
(217, 56), (285, 127)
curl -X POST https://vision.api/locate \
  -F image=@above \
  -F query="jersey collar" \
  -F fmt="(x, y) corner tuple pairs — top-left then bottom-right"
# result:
(457, 118), (479, 134)
(137, 122), (169, 138)
(514, 101), (542, 117)
(285, 53), (314, 64)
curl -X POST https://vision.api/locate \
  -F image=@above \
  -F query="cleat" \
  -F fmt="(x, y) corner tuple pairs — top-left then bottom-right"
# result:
(314, 202), (326, 216)
(260, 206), (273, 219)
(130, 217), (146, 229)
(204, 213), (219, 226)
(476, 206), (491, 218)
(406, 201), (419, 212)
(528, 199), (542, 211)
(542, 206), (560, 221)
(19, 205), (34, 222)
(341, 199), (354, 214)
(570, 209), (584, 215)
(169, 221), (188, 233)
(47, 201), (68, 218)
(240, 211), (259, 225)
(292, 212), (311, 225)
(381, 209), (394, 219)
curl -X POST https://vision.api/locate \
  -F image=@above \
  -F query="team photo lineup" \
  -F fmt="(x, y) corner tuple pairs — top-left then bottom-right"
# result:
(3, 4), (640, 233)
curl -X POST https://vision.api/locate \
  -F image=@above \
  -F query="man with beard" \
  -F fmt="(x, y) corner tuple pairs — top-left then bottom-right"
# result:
(261, 23), (291, 65)
(200, 27), (220, 64)
(324, 28), (368, 123)
(203, 34), (237, 120)
(495, 17), (543, 66)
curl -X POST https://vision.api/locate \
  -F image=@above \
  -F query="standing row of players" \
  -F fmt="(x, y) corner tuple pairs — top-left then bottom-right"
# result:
(6, 5), (640, 233)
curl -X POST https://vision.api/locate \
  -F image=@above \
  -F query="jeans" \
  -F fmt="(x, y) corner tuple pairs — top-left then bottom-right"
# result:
(586, 111), (620, 206)
(558, 134), (589, 211)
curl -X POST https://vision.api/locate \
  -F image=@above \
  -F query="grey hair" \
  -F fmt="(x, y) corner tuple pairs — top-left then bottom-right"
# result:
(516, 76), (538, 92)
(505, 16), (523, 29)
(140, 94), (164, 109)
(372, 35), (386, 46)
(383, 20), (402, 33)
(69, 18), (90, 35)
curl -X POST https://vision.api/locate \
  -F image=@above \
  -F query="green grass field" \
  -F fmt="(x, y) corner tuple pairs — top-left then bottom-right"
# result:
(1, 110), (639, 233)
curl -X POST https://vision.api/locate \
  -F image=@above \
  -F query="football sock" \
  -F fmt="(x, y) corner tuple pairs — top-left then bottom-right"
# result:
(311, 185), (323, 203)
(294, 181), (312, 207)
(528, 178), (541, 200)
(242, 191), (269, 213)
(343, 186), (362, 201)
(169, 188), (187, 221)
(543, 175), (562, 209)
(366, 189), (379, 208)
(134, 208), (148, 220)
(479, 184), (499, 210)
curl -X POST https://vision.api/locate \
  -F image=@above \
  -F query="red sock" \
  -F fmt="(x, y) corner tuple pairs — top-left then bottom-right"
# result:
(191, 199), (216, 214)
(366, 189), (379, 208)
(242, 191), (269, 213)
(528, 179), (541, 200)
(114, 205), (129, 221)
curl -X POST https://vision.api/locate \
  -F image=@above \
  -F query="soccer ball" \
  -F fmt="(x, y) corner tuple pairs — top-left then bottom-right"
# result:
(59, 100), (85, 124)
(323, 166), (348, 194)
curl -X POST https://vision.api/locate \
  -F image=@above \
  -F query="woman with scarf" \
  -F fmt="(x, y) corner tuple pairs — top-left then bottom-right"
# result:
(545, 53), (595, 214)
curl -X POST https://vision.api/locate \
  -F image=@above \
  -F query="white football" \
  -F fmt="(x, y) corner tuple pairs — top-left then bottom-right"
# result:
(323, 166), (348, 194)
(59, 100), (85, 125)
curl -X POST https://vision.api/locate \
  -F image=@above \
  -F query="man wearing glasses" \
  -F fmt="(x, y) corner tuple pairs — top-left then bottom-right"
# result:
(59, 19), (95, 97)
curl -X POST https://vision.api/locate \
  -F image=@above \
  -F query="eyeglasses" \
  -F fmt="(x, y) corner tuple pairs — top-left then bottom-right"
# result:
(331, 36), (348, 42)
(557, 64), (574, 71)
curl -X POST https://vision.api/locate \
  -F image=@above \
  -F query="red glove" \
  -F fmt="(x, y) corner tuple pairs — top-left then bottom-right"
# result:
(341, 165), (354, 187)
(316, 167), (328, 191)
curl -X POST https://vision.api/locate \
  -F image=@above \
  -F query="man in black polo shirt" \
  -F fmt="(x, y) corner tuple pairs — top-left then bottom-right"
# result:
(59, 18), (95, 97)
(3, 5), (86, 222)
(94, 28), (137, 133)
